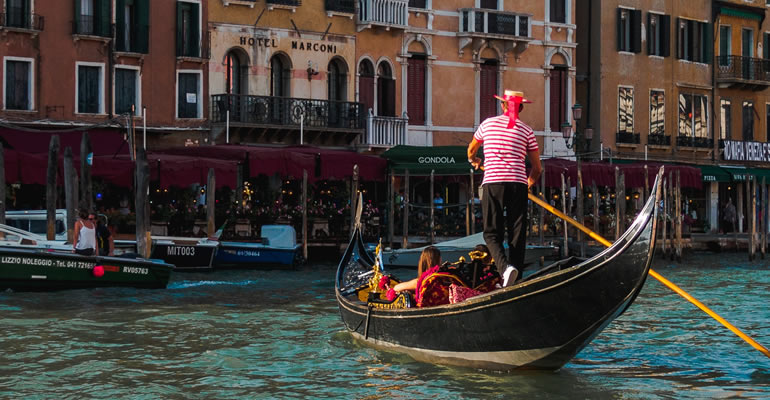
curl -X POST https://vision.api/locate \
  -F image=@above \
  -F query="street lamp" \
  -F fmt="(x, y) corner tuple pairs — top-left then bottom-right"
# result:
(562, 104), (593, 156)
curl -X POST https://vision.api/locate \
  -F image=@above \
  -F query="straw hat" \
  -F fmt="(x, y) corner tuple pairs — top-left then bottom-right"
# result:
(494, 90), (533, 104)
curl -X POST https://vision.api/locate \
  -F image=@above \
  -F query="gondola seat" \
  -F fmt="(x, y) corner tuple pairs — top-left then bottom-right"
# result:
(416, 268), (469, 307)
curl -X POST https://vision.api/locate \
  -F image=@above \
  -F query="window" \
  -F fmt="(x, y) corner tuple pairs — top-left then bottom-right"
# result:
(407, 54), (426, 125)
(177, 71), (201, 119)
(76, 63), (104, 114)
(376, 62), (395, 117)
(328, 58), (348, 102)
(478, 0), (497, 10)
(618, 87), (634, 134)
(115, 67), (140, 115)
(764, 32), (770, 59)
(479, 60), (498, 121)
(720, 99), (731, 140)
(4, 58), (33, 110)
(5, 0), (30, 29)
(719, 25), (731, 66)
(550, 0), (566, 24)
(647, 13), (670, 57)
(74, 0), (110, 37)
(225, 50), (247, 95)
(550, 66), (567, 131)
(742, 101), (754, 141)
(617, 8), (641, 53)
(677, 18), (712, 63)
(678, 93), (708, 138)
(650, 90), (665, 135)
(408, 0), (427, 8)
(358, 60), (374, 114)
(270, 54), (290, 97)
(176, 1), (200, 58)
(116, 0), (150, 53)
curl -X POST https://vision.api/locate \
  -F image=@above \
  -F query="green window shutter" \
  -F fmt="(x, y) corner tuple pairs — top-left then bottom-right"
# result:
(176, 2), (184, 57)
(646, 12), (652, 55)
(97, 0), (110, 37)
(616, 8), (623, 51)
(191, 3), (200, 58)
(631, 9), (642, 53)
(74, 0), (81, 34)
(703, 22), (712, 64)
(5, 61), (16, 108)
(764, 33), (770, 59)
(661, 15), (670, 57)
(136, 0), (149, 53)
(115, 0), (125, 51)
(676, 18), (681, 59)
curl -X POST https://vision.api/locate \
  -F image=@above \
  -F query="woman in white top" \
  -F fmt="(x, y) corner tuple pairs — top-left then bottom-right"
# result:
(73, 210), (98, 256)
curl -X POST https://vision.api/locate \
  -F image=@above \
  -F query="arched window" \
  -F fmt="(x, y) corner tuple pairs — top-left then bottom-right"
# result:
(479, 59), (498, 121)
(225, 50), (246, 95)
(358, 59), (375, 113)
(550, 65), (568, 132)
(407, 54), (426, 125)
(270, 54), (290, 97)
(327, 58), (348, 102)
(377, 62), (395, 117)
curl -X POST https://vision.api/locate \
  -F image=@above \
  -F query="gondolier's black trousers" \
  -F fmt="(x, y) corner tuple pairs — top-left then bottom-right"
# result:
(481, 182), (528, 275)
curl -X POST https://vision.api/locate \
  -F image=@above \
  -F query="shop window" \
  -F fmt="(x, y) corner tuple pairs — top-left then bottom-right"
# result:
(115, 67), (140, 115)
(650, 90), (665, 135)
(618, 87), (634, 134)
(116, 0), (150, 53)
(4, 58), (32, 111)
(77, 63), (104, 114)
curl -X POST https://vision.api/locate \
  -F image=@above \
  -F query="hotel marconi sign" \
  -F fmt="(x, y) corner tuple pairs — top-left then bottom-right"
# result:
(723, 140), (770, 162)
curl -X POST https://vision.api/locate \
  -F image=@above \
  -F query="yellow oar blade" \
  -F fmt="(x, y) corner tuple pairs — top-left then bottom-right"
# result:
(527, 191), (770, 359)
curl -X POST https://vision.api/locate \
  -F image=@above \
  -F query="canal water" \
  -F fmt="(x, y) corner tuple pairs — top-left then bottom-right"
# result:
(0, 253), (768, 399)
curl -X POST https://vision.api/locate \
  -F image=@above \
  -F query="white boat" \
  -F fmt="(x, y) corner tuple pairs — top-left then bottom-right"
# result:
(0, 223), (72, 252)
(382, 232), (557, 269)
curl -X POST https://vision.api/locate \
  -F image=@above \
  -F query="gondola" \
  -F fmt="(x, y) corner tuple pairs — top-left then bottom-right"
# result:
(335, 169), (663, 371)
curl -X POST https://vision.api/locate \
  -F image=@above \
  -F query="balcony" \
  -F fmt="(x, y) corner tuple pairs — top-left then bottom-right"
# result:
(647, 134), (671, 146)
(326, 0), (355, 14)
(716, 55), (770, 90)
(72, 15), (111, 38)
(0, 8), (44, 32)
(357, 0), (409, 31)
(211, 94), (365, 145)
(677, 136), (713, 149)
(616, 132), (640, 145)
(457, 8), (532, 58)
(365, 110), (408, 148)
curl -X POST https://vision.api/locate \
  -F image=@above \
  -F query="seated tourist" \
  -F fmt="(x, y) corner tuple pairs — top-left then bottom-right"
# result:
(393, 246), (441, 293)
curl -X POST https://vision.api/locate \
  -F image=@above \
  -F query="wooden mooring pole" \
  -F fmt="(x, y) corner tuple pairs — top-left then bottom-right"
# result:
(469, 169), (475, 235)
(561, 173), (568, 258)
(539, 169), (545, 245)
(350, 164), (359, 236)
(430, 169), (435, 245)
(389, 174), (395, 248)
(135, 149), (150, 258)
(763, 177), (768, 259)
(750, 176), (756, 261)
(0, 144), (5, 227)
(80, 132), (93, 212)
(402, 169), (409, 249)
(207, 168), (215, 237)
(63, 148), (76, 243)
(302, 169), (308, 261)
(576, 160), (584, 257)
(675, 170), (682, 262)
(592, 181), (599, 240)
(46, 136), (60, 240)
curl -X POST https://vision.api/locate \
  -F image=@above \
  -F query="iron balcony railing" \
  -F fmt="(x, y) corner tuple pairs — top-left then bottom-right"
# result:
(616, 132), (640, 145)
(358, 0), (409, 29)
(716, 55), (770, 83)
(677, 136), (713, 148)
(459, 8), (530, 38)
(647, 134), (671, 146)
(1, 8), (44, 31)
(267, 0), (301, 6)
(326, 0), (355, 13)
(366, 110), (408, 147)
(73, 15), (111, 37)
(211, 94), (366, 130)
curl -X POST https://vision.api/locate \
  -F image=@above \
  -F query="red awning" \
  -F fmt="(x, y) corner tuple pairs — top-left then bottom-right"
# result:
(0, 127), (129, 157)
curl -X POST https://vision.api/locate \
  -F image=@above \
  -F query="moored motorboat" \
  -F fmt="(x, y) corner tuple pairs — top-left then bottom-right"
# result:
(335, 170), (663, 371)
(0, 247), (173, 291)
(214, 225), (300, 268)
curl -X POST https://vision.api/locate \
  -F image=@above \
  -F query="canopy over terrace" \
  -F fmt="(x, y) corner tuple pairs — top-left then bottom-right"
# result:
(381, 145), (483, 176)
(0, 127), (129, 157)
(539, 159), (702, 189)
(156, 144), (386, 183)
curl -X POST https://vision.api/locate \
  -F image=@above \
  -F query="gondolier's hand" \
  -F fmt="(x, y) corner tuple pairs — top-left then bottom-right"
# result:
(469, 157), (482, 170)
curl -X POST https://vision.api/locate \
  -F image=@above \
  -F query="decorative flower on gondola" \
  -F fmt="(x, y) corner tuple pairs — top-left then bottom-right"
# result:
(378, 274), (390, 290)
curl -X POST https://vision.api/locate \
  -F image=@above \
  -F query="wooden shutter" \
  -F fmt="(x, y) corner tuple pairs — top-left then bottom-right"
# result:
(96, 0), (110, 37)
(661, 15), (670, 57)
(407, 57), (426, 125)
(631, 9), (642, 53)
(190, 3), (200, 58)
(549, 68), (567, 132)
(4, 61), (27, 110)
(78, 66), (99, 114)
(384, 78), (396, 117)
(765, 33), (770, 59)
(74, 0), (81, 34)
(703, 23), (712, 64)
(359, 76), (374, 114)
(137, 0), (150, 53)
(116, 0), (126, 51)
(178, 73), (198, 118)
(176, 2), (184, 56)
(616, 8), (622, 51)
(479, 63), (497, 121)
(116, 69), (136, 115)
(646, 13), (652, 55)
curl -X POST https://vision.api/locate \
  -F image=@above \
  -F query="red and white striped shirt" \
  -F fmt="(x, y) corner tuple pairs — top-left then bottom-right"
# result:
(474, 115), (538, 185)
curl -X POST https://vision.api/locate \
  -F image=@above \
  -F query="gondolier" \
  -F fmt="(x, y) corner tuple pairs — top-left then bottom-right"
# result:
(467, 90), (542, 286)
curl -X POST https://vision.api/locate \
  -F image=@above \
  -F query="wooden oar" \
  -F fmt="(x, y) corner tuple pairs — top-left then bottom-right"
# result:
(528, 192), (770, 359)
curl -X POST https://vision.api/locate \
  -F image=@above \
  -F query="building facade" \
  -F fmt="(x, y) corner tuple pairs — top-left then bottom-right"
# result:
(576, 0), (770, 234)
(0, 0), (210, 150)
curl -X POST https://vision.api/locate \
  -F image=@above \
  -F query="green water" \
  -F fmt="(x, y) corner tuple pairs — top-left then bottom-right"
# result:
(0, 253), (768, 399)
